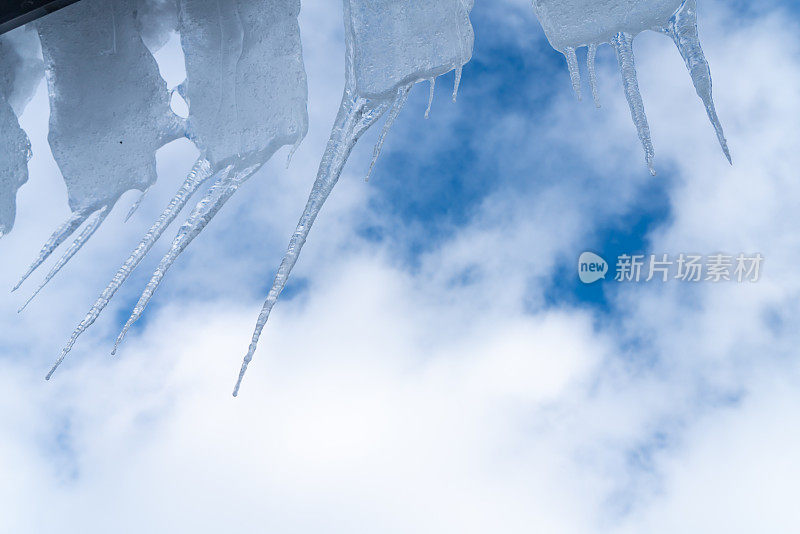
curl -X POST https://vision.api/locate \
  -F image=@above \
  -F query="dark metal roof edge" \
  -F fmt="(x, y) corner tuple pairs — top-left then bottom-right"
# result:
(0, 0), (83, 35)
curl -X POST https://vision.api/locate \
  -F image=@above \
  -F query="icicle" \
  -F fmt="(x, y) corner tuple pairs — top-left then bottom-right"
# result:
(233, 92), (393, 396)
(0, 33), (35, 238)
(46, 0), (308, 376)
(667, 0), (730, 163)
(366, 85), (412, 182)
(611, 31), (656, 176)
(124, 188), (149, 223)
(587, 43), (600, 108)
(231, 0), (474, 395)
(286, 139), (301, 169)
(33, 0), (181, 277)
(564, 46), (582, 100)
(12, 209), (91, 292)
(452, 66), (462, 102)
(111, 162), (245, 354)
(425, 78), (435, 119)
(47, 159), (215, 378)
(18, 207), (110, 313)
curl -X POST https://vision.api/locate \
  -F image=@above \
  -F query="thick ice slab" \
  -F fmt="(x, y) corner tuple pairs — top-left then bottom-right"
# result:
(533, 0), (682, 52)
(135, 0), (179, 52)
(0, 26), (44, 116)
(179, 0), (307, 167)
(0, 28), (38, 237)
(38, 0), (181, 215)
(0, 89), (30, 237)
(346, 0), (474, 99)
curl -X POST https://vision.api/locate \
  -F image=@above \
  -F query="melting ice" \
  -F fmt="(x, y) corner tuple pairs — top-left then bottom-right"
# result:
(13, 0), (183, 304)
(532, 0), (730, 173)
(4, 0), (732, 391)
(0, 27), (40, 237)
(52, 0), (309, 377)
(232, 0), (475, 396)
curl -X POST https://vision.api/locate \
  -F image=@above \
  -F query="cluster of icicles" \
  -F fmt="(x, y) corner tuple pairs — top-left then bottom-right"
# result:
(0, 0), (728, 395)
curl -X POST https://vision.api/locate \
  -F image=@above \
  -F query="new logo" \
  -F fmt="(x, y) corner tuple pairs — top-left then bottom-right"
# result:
(578, 252), (608, 284)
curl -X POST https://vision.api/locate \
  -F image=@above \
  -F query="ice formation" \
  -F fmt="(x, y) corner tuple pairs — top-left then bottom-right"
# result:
(532, 0), (730, 173)
(232, 0), (474, 396)
(135, 0), (179, 52)
(13, 0), (183, 297)
(0, 27), (41, 237)
(51, 0), (308, 377)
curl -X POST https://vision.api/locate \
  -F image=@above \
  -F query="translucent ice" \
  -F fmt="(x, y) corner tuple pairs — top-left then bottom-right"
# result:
(0, 26), (44, 117)
(0, 27), (38, 237)
(53, 0), (308, 374)
(0, 84), (30, 238)
(14, 0), (183, 292)
(532, 0), (730, 171)
(233, 0), (474, 396)
(135, 0), (179, 52)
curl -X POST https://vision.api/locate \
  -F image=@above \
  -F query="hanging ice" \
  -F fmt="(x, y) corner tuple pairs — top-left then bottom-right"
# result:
(0, 27), (41, 238)
(13, 0), (183, 296)
(232, 0), (475, 396)
(0, 26), (44, 117)
(50, 0), (308, 377)
(135, 0), (179, 52)
(0, 81), (30, 238)
(532, 0), (730, 173)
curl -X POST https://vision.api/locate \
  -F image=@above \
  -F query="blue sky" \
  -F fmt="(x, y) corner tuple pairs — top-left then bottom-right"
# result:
(1, 0), (800, 532)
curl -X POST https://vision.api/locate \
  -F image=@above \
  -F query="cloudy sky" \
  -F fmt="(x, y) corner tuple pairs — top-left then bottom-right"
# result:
(2, 0), (800, 532)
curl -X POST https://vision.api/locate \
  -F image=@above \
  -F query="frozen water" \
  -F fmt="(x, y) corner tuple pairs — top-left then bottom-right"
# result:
(612, 31), (655, 174)
(0, 26), (44, 117)
(666, 0), (730, 163)
(533, 0), (683, 52)
(38, 0), (182, 214)
(178, 0), (308, 168)
(233, 0), (474, 396)
(0, 86), (30, 238)
(0, 28), (38, 238)
(136, 0), (179, 52)
(346, 0), (474, 99)
(109, 0), (308, 350)
(14, 0), (183, 294)
(532, 0), (730, 171)
(53, 0), (308, 373)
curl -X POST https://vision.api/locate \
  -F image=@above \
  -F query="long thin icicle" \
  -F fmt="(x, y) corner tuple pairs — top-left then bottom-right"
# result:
(587, 42), (600, 108)
(667, 0), (730, 163)
(366, 85), (412, 182)
(12, 209), (91, 291)
(564, 46), (582, 100)
(611, 31), (656, 176)
(47, 159), (215, 378)
(233, 91), (393, 397)
(112, 162), (245, 354)
(19, 206), (110, 313)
